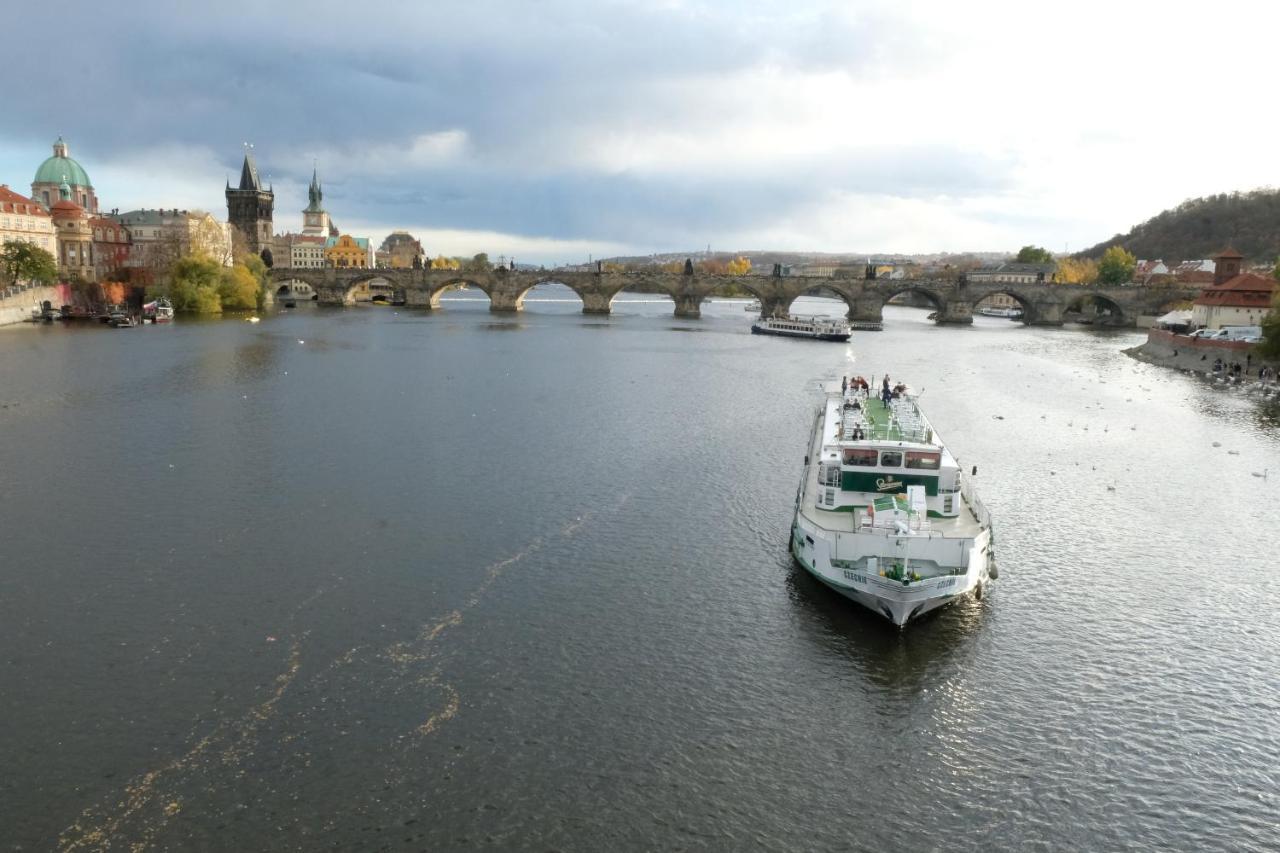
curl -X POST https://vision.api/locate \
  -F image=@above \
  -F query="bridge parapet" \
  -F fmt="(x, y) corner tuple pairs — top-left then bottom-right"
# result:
(264, 267), (1201, 327)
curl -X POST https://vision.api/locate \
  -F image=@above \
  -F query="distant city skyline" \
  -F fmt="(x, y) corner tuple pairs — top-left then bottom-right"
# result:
(2, 0), (1277, 264)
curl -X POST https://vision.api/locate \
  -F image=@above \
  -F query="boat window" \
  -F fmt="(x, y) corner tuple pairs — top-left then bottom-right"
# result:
(905, 451), (941, 470)
(880, 451), (903, 467)
(842, 449), (877, 466)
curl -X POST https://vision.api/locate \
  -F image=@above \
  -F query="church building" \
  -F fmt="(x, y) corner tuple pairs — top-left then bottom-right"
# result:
(32, 137), (98, 213)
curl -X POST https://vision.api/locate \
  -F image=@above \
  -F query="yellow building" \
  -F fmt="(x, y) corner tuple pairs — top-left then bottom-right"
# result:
(0, 184), (56, 255)
(324, 234), (373, 268)
(50, 182), (95, 281)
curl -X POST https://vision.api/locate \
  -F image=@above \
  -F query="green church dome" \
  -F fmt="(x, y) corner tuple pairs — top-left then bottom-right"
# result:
(33, 137), (91, 188)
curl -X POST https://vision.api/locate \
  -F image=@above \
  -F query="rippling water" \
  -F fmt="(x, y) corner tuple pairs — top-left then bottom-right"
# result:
(1, 290), (1277, 851)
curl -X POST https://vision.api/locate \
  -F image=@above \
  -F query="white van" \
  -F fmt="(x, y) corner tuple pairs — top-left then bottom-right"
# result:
(1213, 326), (1262, 341)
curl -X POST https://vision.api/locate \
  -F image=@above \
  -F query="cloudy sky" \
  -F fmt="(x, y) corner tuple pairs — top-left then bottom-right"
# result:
(3, 0), (1276, 263)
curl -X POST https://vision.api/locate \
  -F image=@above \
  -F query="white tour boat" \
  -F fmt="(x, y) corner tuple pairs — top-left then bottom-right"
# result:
(744, 299), (762, 312)
(977, 306), (1023, 319)
(791, 380), (995, 626)
(752, 315), (851, 342)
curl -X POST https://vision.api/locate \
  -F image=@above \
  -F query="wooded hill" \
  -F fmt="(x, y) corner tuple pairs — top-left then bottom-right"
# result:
(1079, 189), (1280, 263)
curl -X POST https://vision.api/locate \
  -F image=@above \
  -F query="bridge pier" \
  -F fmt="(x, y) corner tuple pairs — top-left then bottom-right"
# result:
(489, 291), (521, 312)
(315, 286), (348, 306)
(581, 291), (613, 314)
(1026, 301), (1064, 327)
(759, 296), (787, 318)
(673, 294), (702, 318)
(848, 297), (884, 325)
(935, 300), (973, 325)
(404, 289), (432, 308)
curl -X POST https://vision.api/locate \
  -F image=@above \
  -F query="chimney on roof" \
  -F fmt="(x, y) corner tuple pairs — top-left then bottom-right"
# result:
(1213, 247), (1243, 286)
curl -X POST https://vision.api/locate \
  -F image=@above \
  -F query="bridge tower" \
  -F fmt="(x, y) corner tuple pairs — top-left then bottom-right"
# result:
(226, 146), (274, 256)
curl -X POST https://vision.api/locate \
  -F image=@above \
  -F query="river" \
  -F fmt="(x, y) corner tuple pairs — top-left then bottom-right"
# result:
(1, 290), (1277, 851)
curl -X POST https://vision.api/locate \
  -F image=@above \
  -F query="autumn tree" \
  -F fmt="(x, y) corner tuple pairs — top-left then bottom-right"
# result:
(1097, 246), (1137, 285)
(726, 256), (752, 275)
(1015, 245), (1054, 264)
(158, 254), (224, 313)
(464, 253), (490, 272)
(217, 264), (260, 310)
(1055, 257), (1099, 284)
(0, 242), (58, 288)
(430, 255), (460, 270)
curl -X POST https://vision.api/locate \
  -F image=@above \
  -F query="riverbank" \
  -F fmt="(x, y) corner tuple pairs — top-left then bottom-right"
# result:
(0, 284), (71, 326)
(1125, 327), (1277, 377)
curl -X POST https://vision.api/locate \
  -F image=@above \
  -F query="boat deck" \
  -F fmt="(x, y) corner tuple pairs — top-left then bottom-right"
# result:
(827, 391), (932, 445)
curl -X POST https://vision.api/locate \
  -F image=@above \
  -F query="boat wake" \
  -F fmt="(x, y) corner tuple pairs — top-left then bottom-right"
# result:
(57, 498), (627, 850)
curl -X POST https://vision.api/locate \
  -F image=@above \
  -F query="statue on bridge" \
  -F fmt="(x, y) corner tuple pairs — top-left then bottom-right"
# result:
(684, 258), (694, 275)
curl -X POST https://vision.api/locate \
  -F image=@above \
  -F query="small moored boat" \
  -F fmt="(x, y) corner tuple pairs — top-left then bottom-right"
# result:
(143, 298), (174, 323)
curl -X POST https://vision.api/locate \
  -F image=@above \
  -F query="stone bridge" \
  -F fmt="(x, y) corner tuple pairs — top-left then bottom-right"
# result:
(266, 267), (1200, 327)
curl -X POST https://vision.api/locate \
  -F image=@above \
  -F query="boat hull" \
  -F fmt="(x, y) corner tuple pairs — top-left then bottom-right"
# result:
(751, 325), (850, 342)
(790, 526), (990, 626)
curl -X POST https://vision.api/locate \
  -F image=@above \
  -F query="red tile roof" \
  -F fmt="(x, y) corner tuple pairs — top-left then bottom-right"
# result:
(1213, 246), (1244, 260)
(1195, 272), (1276, 308)
(51, 198), (86, 216)
(0, 184), (51, 216)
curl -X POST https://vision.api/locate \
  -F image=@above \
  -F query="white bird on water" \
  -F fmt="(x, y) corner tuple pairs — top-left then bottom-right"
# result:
(1252, 469), (1269, 479)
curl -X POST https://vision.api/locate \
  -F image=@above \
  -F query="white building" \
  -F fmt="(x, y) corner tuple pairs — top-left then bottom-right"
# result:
(110, 208), (233, 270)
(281, 233), (327, 268)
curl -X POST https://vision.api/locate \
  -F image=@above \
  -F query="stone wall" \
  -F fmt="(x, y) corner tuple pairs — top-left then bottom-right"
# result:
(1127, 328), (1275, 376)
(0, 285), (72, 327)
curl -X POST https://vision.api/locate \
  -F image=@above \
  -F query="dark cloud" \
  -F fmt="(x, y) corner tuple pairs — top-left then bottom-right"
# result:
(5, 1), (1001, 252)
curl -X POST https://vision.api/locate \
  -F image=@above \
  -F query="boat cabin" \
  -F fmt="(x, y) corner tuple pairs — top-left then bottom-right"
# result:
(814, 385), (962, 519)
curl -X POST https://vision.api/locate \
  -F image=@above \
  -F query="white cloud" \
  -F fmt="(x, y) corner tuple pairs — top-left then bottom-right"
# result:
(8, 0), (1280, 257)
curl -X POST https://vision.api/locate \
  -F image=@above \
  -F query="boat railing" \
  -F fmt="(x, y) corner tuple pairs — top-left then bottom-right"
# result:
(961, 476), (991, 529)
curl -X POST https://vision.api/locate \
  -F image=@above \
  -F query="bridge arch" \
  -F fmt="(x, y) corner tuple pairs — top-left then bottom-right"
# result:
(1062, 291), (1127, 326)
(880, 285), (946, 314)
(607, 275), (681, 313)
(331, 273), (400, 305)
(970, 289), (1037, 323)
(784, 283), (858, 319)
(274, 279), (317, 300)
(511, 276), (589, 311)
(428, 277), (493, 309)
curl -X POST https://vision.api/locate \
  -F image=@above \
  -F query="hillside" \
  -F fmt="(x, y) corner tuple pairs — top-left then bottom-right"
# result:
(1080, 188), (1280, 263)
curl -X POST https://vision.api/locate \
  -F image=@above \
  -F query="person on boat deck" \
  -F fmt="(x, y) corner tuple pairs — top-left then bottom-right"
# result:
(852, 425), (865, 440)
(842, 376), (848, 393)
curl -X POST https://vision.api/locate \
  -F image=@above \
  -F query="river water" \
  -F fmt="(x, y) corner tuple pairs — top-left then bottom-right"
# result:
(1, 290), (1277, 851)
